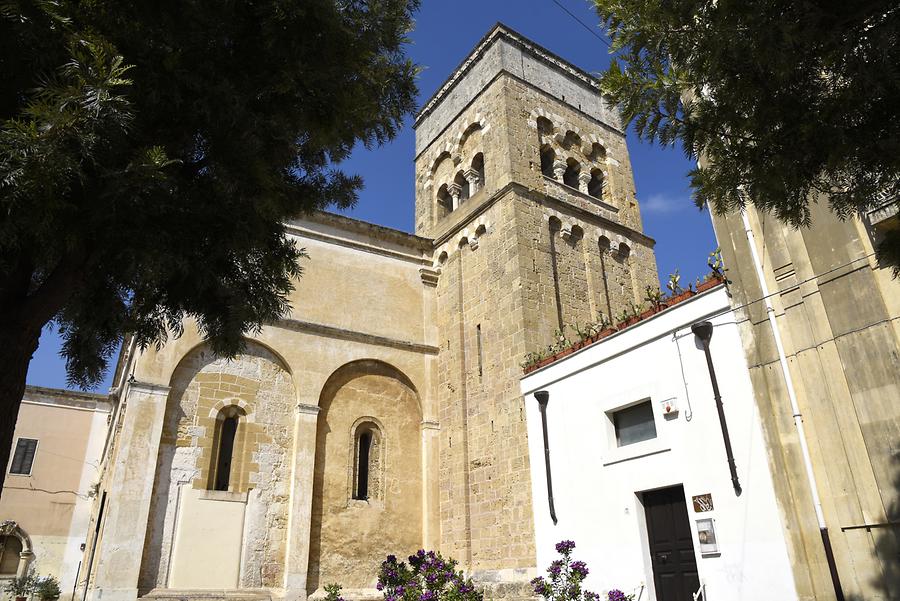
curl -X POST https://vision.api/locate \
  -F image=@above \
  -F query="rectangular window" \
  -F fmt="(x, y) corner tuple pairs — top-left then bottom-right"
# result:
(613, 401), (657, 447)
(9, 438), (38, 475)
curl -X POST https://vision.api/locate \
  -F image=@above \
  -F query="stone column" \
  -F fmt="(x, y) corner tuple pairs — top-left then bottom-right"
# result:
(90, 381), (170, 601)
(283, 403), (321, 601)
(447, 183), (462, 210)
(421, 420), (441, 551)
(552, 159), (566, 182)
(578, 171), (591, 195)
(463, 169), (481, 196)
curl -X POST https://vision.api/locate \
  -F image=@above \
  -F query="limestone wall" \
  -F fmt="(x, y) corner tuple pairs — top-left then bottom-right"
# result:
(139, 343), (295, 591)
(307, 361), (423, 591)
(711, 201), (900, 600)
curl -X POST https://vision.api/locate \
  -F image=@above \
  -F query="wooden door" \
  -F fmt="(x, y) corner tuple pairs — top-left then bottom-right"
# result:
(643, 486), (701, 601)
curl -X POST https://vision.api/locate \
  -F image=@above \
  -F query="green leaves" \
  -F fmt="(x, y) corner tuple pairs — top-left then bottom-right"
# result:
(594, 0), (900, 270)
(0, 0), (420, 387)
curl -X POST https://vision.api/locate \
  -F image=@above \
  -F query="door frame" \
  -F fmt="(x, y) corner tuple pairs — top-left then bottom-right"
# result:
(635, 483), (703, 601)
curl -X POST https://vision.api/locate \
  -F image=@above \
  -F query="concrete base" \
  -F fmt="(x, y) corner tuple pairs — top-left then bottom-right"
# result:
(141, 589), (272, 601)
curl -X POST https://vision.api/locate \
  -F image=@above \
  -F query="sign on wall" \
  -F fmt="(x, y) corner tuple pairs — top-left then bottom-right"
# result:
(692, 493), (714, 512)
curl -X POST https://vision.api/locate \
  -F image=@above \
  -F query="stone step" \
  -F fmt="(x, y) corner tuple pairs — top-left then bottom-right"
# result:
(141, 589), (272, 601)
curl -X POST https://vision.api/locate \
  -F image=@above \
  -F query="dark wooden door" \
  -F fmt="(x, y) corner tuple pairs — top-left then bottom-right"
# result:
(643, 486), (700, 601)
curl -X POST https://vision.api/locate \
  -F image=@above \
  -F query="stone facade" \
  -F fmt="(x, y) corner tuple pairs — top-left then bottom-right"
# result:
(710, 199), (900, 600)
(81, 24), (658, 601)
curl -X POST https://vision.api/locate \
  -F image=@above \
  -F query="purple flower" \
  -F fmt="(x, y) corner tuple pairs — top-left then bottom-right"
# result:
(387, 555), (397, 563)
(548, 559), (564, 577)
(421, 591), (435, 601)
(607, 590), (628, 601)
(571, 560), (589, 579)
(555, 540), (576, 554)
(376, 583), (384, 591)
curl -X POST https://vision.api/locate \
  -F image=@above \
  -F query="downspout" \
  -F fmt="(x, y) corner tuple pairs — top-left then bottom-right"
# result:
(534, 391), (557, 525)
(690, 321), (741, 495)
(740, 210), (845, 601)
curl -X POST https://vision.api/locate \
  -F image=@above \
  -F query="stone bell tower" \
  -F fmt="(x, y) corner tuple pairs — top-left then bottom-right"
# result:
(413, 24), (659, 594)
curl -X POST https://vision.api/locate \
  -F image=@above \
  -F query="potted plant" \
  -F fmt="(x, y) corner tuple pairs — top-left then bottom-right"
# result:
(5, 568), (35, 601)
(35, 576), (61, 601)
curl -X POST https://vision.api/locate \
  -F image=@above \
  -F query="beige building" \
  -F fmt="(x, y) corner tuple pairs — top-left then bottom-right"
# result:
(710, 194), (900, 599)
(1, 386), (112, 600)
(79, 24), (658, 601)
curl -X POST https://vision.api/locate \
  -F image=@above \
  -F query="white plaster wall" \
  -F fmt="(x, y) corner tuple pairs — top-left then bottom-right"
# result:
(58, 407), (111, 599)
(521, 288), (797, 601)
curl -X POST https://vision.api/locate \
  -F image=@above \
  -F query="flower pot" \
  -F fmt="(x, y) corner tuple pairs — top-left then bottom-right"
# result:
(17, 596), (27, 601)
(697, 275), (724, 292)
(667, 289), (695, 305)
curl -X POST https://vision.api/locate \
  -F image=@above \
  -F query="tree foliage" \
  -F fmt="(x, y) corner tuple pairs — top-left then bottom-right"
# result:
(0, 0), (420, 387)
(594, 0), (900, 271)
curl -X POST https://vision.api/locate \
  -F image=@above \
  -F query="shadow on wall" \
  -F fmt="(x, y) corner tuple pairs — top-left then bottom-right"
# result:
(847, 447), (900, 601)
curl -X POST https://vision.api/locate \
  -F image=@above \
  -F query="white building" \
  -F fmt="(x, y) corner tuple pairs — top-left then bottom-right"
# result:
(520, 285), (797, 601)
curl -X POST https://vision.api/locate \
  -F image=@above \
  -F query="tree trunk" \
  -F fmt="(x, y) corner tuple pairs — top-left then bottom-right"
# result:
(0, 323), (42, 498)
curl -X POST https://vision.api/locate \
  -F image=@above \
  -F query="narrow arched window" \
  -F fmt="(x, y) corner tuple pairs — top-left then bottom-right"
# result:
(454, 171), (470, 203)
(563, 159), (580, 188)
(540, 146), (555, 178)
(471, 153), (485, 193)
(588, 168), (604, 199)
(437, 184), (452, 217)
(355, 431), (372, 499)
(209, 405), (245, 492)
(352, 421), (382, 502)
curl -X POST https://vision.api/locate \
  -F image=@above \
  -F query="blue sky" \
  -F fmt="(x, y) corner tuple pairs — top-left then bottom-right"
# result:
(26, 0), (717, 392)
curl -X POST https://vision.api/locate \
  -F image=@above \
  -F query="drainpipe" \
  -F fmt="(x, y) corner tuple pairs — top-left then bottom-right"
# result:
(740, 210), (844, 601)
(534, 391), (558, 525)
(690, 321), (741, 495)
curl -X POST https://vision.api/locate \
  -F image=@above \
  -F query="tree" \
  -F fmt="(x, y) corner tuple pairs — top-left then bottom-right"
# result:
(594, 0), (900, 271)
(0, 0), (419, 493)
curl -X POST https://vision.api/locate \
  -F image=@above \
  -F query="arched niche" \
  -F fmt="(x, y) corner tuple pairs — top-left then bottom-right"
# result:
(139, 340), (295, 592)
(307, 359), (422, 594)
(0, 522), (33, 579)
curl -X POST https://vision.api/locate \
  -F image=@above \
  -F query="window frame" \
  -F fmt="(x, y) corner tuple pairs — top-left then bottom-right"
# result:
(8, 437), (39, 476)
(602, 398), (670, 466)
(612, 400), (658, 448)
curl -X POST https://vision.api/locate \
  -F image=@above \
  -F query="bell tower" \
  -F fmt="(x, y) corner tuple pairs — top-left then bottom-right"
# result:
(413, 23), (658, 592)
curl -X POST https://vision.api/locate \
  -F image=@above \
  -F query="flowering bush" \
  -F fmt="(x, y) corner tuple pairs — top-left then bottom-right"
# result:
(377, 550), (482, 601)
(530, 541), (598, 601)
(531, 541), (633, 601)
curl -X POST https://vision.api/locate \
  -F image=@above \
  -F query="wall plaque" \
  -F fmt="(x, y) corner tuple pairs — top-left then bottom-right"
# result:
(692, 493), (714, 512)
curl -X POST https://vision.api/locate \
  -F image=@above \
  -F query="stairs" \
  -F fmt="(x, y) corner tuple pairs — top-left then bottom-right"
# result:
(142, 589), (272, 601)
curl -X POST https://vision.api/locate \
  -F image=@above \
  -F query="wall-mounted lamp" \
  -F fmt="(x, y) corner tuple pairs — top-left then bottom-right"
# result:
(535, 390), (558, 525)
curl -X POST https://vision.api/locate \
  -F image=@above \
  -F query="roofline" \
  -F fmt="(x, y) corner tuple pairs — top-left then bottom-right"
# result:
(286, 210), (434, 252)
(414, 22), (604, 128)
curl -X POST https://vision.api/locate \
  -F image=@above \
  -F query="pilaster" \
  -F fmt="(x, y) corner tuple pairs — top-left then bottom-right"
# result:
(283, 402), (321, 601)
(90, 381), (170, 601)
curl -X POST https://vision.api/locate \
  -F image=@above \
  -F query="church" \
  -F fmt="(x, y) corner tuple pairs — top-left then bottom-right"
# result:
(80, 23), (658, 601)
(65, 21), (900, 601)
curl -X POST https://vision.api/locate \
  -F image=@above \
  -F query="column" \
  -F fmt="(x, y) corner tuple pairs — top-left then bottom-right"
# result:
(463, 169), (481, 196)
(282, 403), (321, 601)
(578, 171), (591, 195)
(448, 183), (462, 210)
(552, 159), (566, 182)
(90, 381), (170, 601)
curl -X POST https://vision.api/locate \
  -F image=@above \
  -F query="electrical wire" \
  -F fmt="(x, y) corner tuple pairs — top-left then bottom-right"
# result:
(548, 0), (612, 48)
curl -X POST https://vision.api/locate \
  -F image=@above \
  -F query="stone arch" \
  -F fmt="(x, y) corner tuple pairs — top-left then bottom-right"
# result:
(436, 183), (452, 219)
(139, 340), (295, 591)
(0, 522), (33, 579)
(588, 168), (604, 199)
(561, 130), (582, 151)
(456, 120), (485, 158)
(308, 359), (423, 593)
